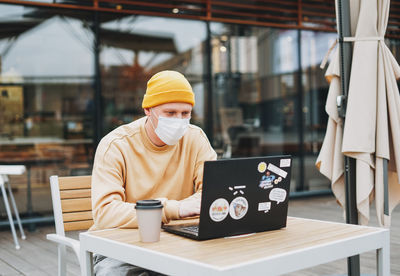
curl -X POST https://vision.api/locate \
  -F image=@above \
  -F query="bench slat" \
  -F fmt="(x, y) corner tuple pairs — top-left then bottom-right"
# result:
(64, 220), (93, 231)
(60, 189), (91, 199)
(61, 198), (91, 213)
(63, 211), (92, 222)
(59, 175), (91, 190)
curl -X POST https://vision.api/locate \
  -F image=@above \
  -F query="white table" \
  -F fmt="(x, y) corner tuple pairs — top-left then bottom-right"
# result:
(80, 217), (390, 275)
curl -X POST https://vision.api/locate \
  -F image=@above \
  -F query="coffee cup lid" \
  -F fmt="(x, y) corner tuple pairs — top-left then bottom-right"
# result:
(135, 199), (163, 209)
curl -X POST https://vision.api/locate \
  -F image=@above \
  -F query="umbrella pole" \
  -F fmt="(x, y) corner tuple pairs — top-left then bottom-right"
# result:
(337, 0), (360, 275)
(384, 159), (389, 215)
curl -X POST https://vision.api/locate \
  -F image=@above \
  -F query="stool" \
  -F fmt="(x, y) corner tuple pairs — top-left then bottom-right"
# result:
(0, 165), (26, 249)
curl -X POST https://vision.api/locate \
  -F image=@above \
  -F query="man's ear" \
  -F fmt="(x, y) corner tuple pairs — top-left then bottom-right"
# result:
(144, 108), (150, 116)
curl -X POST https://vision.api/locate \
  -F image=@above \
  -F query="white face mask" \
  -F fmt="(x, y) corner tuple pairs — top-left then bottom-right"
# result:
(149, 110), (190, 145)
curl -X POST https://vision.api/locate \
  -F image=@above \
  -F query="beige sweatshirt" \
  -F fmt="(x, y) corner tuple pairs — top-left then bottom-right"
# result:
(90, 117), (217, 230)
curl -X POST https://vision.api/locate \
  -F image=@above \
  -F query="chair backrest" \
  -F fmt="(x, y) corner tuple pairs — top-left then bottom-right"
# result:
(49, 175), (92, 236)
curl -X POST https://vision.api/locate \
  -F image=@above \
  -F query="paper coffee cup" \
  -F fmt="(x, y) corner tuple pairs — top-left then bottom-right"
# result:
(135, 200), (163, 242)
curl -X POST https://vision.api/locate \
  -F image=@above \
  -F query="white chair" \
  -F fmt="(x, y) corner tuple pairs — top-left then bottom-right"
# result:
(47, 175), (93, 276)
(0, 165), (26, 249)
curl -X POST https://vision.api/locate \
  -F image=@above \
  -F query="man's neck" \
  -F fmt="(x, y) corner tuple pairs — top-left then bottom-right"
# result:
(144, 117), (166, 147)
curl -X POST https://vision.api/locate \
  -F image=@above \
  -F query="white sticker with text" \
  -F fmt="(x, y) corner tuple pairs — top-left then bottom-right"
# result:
(258, 202), (271, 213)
(267, 163), (288, 178)
(209, 198), (229, 222)
(269, 188), (287, 204)
(280, 158), (291, 168)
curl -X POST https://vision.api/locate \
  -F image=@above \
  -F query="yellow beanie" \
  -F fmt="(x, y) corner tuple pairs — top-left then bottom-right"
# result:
(142, 70), (195, 108)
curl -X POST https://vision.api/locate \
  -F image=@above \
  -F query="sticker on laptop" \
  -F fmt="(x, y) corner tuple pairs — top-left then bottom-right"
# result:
(269, 188), (287, 204)
(229, 185), (246, 195)
(267, 163), (287, 178)
(257, 162), (267, 173)
(229, 197), (248, 220)
(259, 171), (275, 189)
(280, 158), (291, 168)
(209, 198), (229, 222)
(274, 176), (282, 185)
(258, 202), (271, 213)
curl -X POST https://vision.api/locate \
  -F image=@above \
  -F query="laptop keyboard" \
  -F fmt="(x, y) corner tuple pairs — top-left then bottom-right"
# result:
(182, 225), (199, 234)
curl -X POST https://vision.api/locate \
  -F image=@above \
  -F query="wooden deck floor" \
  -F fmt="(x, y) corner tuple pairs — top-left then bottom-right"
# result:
(0, 195), (398, 276)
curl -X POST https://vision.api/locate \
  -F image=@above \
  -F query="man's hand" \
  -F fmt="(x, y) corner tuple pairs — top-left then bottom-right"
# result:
(179, 198), (201, 218)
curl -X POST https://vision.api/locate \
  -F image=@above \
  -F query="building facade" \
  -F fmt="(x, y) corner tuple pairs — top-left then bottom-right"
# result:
(0, 1), (400, 216)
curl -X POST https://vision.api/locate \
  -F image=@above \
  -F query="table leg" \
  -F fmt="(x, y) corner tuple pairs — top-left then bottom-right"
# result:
(0, 180), (20, 249)
(26, 165), (36, 232)
(377, 231), (390, 276)
(80, 249), (93, 276)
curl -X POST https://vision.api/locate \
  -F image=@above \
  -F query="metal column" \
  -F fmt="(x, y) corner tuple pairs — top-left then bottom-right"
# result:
(92, 10), (103, 149)
(296, 29), (306, 192)
(337, 0), (360, 274)
(205, 22), (214, 143)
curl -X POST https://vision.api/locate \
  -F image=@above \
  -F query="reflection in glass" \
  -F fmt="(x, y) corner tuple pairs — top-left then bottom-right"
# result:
(0, 5), (95, 214)
(99, 16), (207, 134)
(301, 31), (337, 191)
(210, 24), (338, 192)
(211, 26), (299, 157)
(3, 2), (398, 214)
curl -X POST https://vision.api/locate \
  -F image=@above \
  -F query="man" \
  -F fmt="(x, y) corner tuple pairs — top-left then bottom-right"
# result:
(91, 70), (217, 275)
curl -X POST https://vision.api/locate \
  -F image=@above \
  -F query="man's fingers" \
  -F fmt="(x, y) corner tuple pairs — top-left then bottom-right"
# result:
(179, 199), (201, 217)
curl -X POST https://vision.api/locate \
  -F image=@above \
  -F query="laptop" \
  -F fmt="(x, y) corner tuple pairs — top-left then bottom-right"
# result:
(162, 155), (292, 240)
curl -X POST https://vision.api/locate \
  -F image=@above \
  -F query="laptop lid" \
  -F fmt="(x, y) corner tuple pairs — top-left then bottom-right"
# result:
(196, 155), (292, 240)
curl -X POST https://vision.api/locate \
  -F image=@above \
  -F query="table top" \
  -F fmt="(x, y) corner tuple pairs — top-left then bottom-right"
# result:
(81, 217), (388, 274)
(0, 165), (26, 175)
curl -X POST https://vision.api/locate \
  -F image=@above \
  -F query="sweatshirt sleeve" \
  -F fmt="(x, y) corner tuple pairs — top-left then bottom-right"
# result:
(169, 129), (217, 218)
(193, 129), (218, 192)
(91, 141), (172, 229)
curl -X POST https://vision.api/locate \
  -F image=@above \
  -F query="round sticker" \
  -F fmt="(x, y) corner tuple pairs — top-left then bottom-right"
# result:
(209, 198), (229, 222)
(229, 197), (249, 220)
(257, 162), (267, 173)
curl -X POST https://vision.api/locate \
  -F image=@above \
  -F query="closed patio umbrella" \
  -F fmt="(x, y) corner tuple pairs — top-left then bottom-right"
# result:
(317, 0), (400, 227)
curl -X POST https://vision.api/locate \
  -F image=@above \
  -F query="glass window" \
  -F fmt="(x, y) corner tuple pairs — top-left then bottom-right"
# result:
(210, 24), (301, 192)
(0, 3), (345, 221)
(99, 15), (208, 134)
(0, 4), (95, 215)
(301, 30), (337, 191)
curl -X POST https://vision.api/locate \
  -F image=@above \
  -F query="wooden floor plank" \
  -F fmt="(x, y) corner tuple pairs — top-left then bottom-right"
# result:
(0, 258), (22, 275)
(0, 227), (80, 275)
